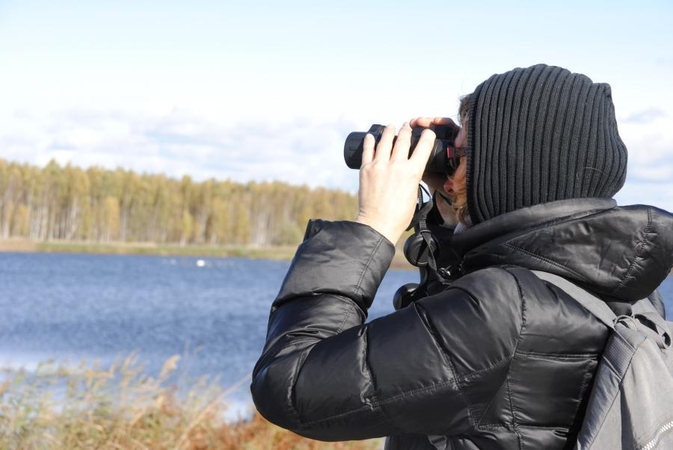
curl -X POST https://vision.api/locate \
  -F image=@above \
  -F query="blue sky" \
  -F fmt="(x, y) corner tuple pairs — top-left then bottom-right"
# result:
(1, 0), (672, 211)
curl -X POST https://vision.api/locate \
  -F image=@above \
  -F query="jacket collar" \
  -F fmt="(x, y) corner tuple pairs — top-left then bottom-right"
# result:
(446, 198), (673, 302)
(450, 198), (618, 257)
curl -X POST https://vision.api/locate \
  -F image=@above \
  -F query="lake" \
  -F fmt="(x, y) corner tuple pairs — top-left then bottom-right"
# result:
(1, 253), (672, 417)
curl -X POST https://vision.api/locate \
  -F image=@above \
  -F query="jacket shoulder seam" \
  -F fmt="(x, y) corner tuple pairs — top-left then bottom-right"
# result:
(515, 350), (600, 360)
(614, 206), (653, 295)
(501, 267), (528, 450)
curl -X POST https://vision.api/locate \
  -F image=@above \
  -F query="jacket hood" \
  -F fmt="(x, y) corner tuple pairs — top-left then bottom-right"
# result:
(449, 198), (673, 302)
(466, 65), (628, 224)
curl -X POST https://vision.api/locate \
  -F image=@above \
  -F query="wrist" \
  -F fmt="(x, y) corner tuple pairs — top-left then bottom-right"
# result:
(355, 215), (398, 245)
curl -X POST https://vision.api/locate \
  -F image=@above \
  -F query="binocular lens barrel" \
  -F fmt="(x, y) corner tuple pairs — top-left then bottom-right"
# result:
(343, 124), (457, 174)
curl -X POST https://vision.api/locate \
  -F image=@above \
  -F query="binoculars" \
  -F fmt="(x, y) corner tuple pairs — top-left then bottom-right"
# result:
(343, 124), (463, 175)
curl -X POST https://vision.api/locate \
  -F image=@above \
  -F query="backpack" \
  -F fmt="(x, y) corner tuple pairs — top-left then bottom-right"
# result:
(533, 271), (673, 450)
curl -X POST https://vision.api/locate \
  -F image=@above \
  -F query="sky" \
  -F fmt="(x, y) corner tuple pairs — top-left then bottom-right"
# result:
(1, 0), (672, 211)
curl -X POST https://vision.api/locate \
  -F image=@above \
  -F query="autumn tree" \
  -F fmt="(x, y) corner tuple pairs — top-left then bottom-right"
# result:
(0, 158), (358, 247)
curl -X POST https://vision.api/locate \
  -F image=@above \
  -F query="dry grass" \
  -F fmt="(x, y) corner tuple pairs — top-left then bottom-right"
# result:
(0, 238), (37, 252)
(0, 239), (301, 261)
(0, 355), (382, 450)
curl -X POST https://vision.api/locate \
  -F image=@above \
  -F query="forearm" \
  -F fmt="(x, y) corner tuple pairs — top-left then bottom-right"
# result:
(251, 220), (396, 438)
(250, 221), (496, 441)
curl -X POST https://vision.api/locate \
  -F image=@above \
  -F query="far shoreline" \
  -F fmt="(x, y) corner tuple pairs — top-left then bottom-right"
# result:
(2, 239), (670, 275)
(0, 238), (416, 270)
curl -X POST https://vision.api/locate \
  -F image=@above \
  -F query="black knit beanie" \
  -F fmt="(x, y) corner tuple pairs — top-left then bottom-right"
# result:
(466, 64), (628, 224)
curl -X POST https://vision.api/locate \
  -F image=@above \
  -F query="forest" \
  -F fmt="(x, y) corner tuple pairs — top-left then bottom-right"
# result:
(0, 158), (358, 247)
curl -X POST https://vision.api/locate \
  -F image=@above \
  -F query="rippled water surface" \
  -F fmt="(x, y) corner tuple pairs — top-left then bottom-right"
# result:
(1, 253), (671, 412)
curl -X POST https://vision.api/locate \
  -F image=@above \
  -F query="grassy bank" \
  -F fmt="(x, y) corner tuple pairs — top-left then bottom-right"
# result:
(0, 238), (415, 269)
(0, 355), (383, 450)
(0, 238), (300, 260)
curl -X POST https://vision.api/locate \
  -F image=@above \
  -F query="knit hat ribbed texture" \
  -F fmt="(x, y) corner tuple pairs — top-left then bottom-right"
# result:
(466, 64), (628, 224)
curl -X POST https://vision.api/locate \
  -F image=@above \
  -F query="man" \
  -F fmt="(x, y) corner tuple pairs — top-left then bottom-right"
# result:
(251, 64), (673, 449)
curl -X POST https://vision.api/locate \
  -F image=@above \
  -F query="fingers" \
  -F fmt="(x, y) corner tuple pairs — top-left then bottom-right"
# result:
(377, 124), (395, 161)
(361, 133), (375, 166)
(368, 122), (435, 174)
(390, 122), (411, 161)
(362, 124), (396, 167)
(362, 122), (435, 175)
(355, 122), (436, 244)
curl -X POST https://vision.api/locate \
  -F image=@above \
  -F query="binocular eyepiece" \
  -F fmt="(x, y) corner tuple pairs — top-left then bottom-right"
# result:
(343, 124), (462, 175)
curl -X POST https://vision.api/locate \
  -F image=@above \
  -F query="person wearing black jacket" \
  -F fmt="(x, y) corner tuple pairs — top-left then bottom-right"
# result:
(251, 64), (673, 449)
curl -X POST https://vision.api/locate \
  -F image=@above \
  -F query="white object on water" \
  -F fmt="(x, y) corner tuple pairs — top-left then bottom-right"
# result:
(196, 259), (206, 267)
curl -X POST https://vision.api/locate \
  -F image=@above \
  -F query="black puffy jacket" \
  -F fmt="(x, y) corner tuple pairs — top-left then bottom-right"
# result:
(251, 198), (673, 449)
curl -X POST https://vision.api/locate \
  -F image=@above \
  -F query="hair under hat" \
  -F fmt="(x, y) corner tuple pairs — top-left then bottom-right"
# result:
(466, 64), (628, 224)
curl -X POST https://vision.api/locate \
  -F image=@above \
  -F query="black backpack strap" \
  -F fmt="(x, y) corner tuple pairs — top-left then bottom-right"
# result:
(532, 270), (672, 347)
(531, 271), (617, 330)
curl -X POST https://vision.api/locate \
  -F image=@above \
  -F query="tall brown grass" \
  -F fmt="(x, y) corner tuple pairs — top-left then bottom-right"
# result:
(0, 355), (383, 449)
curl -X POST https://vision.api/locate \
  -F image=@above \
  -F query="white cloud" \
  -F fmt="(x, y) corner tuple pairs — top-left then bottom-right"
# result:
(619, 112), (673, 192)
(0, 107), (364, 191)
(2, 103), (672, 215)
(615, 181), (673, 213)
(624, 108), (667, 124)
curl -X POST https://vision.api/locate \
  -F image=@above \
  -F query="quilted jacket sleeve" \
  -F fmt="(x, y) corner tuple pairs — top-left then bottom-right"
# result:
(250, 220), (523, 441)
